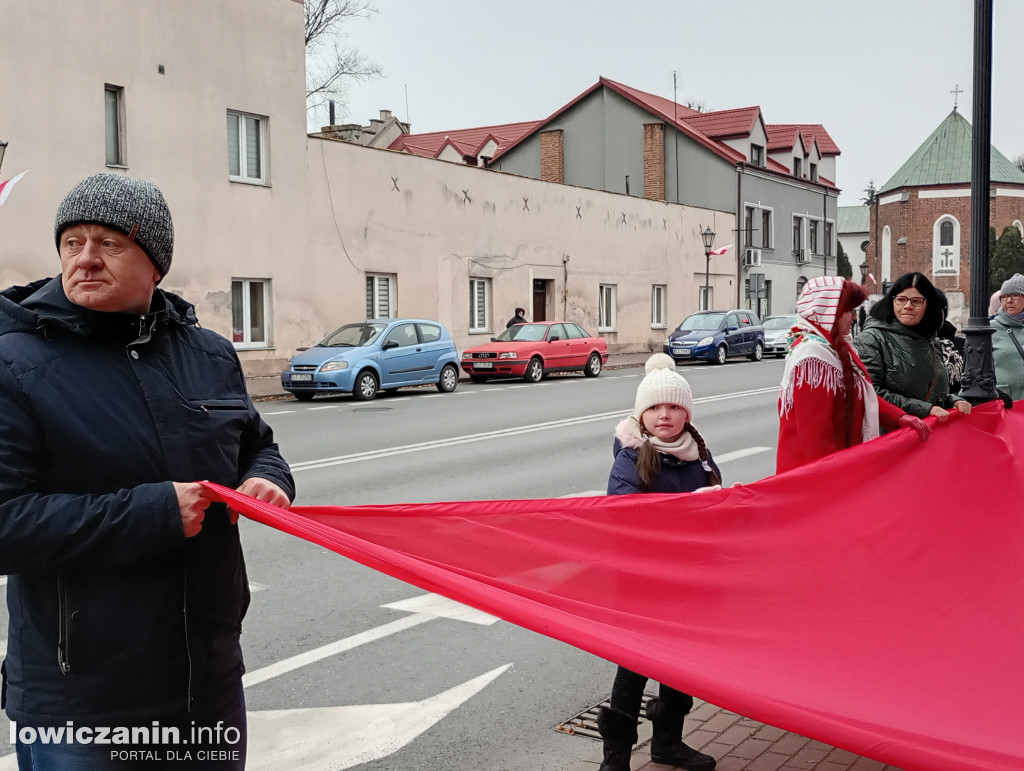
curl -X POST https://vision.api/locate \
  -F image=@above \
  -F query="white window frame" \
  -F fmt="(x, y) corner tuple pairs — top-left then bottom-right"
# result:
(699, 285), (713, 311)
(599, 284), (617, 332)
(231, 278), (271, 350)
(882, 226), (892, 282)
(651, 284), (667, 328)
(105, 84), (126, 167)
(227, 109), (267, 184)
(809, 219), (819, 255)
(366, 274), (395, 319)
(469, 277), (490, 332)
(932, 215), (961, 276)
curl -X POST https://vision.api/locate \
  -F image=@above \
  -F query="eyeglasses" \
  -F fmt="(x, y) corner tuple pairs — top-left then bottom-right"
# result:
(894, 296), (926, 308)
(1002, 293), (1024, 301)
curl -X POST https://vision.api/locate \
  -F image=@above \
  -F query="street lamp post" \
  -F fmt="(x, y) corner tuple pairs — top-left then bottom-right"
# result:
(960, 0), (999, 404)
(859, 261), (869, 284)
(700, 225), (716, 311)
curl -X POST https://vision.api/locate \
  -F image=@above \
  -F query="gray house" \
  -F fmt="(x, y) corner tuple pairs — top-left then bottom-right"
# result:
(487, 77), (841, 318)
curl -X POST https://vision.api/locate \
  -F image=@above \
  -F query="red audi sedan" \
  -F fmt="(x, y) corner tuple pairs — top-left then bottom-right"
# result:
(461, 321), (608, 383)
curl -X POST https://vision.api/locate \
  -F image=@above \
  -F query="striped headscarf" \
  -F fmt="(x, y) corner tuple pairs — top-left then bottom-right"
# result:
(796, 276), (846, 335)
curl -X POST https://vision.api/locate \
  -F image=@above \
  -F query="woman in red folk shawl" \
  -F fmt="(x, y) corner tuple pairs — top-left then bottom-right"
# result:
(776, 276), (930, 473)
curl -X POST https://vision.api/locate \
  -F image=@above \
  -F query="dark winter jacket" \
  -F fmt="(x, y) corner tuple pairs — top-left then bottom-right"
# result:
(854, 317), (958, 418)
(607, 421), (721, 495)
(0, 277), (295, 726)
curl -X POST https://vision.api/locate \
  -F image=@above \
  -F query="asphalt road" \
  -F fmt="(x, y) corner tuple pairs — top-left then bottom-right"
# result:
(0, 359), (786, 770)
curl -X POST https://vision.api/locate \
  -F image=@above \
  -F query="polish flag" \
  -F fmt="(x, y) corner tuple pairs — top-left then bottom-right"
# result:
(709, 244), (732, 255)
(0, 170), (28, 207)
(867, 273), (877, 284)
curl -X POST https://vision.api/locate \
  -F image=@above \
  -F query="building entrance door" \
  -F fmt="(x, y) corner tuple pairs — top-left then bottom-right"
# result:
(533, 279), (550, 321)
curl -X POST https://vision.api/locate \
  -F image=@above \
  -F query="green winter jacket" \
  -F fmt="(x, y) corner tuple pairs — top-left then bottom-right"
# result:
(990, 310), (1024, 401)
(854, 317), (957, 418)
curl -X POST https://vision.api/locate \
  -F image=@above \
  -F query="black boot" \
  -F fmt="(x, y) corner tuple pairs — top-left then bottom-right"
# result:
(597, 705), (639, 771)
(646, 693), (717, 771)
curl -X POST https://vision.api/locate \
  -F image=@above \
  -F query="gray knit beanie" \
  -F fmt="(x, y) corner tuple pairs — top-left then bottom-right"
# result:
(54, 173), (174, 277)
(999, 273), (1024, 297)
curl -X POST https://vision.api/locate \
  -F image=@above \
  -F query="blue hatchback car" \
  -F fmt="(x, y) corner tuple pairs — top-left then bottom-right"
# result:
(663, 309), (765, 364)
(281, 319), (461, 401)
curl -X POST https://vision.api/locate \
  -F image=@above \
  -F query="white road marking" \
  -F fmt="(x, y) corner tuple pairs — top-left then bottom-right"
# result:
(0, 576), (6, 586)
(263, 409), (296, 415)
(290, 388), (779, 472)
(382, 594), (498, 625)
(308, 405), (339, 411)
(249, 581), (267, 593)
(246, 664), (511, 771)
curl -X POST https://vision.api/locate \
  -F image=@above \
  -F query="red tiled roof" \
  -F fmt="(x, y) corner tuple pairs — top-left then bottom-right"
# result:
(685, 106), (762, 139)
(768, 123), (840, 156)
(766, 157), (791, 174)
(818, 174), (835, 186)
(387, 120), (541, 159)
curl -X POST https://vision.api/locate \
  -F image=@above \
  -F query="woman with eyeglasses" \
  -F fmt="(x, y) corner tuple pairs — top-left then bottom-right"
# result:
(854, 272), (972, 423)
(990, 273), (1024, 401)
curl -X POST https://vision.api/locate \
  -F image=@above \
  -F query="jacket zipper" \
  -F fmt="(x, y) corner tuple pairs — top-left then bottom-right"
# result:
(57, 575), (72, 675)
(182, 568), (194, 713)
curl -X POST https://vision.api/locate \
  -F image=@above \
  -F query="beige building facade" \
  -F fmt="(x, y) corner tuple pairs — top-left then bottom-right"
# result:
(0, 0), (732, 377)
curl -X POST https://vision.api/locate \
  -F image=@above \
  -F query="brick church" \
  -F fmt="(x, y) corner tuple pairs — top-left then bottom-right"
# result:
(866, 108), (1024, 327)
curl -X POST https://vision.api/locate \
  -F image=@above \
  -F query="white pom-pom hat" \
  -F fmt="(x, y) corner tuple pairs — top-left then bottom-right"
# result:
(633, 353), (694, 421)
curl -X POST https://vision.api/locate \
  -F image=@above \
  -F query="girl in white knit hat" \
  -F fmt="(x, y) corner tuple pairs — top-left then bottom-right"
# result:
(597, 353), (719, 771)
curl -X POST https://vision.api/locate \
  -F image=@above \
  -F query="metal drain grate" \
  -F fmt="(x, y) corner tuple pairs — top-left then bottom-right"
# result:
(553, 694), (652, 740)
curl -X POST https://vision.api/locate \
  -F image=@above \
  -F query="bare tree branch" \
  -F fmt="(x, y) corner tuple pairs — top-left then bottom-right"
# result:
(1014, 153), (1024, 174)
(305, 0), (382, 119)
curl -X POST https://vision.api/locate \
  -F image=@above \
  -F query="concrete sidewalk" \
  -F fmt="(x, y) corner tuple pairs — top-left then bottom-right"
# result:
(569, 699), (900, 771)
(245, 350), (655, 402)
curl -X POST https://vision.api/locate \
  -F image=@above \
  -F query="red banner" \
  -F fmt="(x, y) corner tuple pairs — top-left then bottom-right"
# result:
(207, 401), (1024, 771)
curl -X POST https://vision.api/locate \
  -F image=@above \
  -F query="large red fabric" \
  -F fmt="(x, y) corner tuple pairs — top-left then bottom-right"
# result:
(207, 402), (1024, 771)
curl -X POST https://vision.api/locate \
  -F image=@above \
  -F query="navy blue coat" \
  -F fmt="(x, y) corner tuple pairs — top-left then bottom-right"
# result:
(0, 277), (294, 725)
(607, 438), (721, 495)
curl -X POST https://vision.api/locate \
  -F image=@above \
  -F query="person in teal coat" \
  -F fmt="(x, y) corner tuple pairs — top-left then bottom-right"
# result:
(990, 273), (1024, 401)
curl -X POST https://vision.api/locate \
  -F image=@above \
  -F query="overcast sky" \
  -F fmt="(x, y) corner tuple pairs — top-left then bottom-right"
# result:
(324, 0), (1024, 207)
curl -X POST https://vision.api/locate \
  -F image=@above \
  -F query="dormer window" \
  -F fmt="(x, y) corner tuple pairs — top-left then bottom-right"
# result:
(794, 158), (803, 178)
(750, 144), (764, 167)
(810, 163), (818, 182)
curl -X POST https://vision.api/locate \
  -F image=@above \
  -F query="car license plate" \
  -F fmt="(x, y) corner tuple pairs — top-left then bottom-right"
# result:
(672, 348), (691, 356)
(291, 373), (313, 382)
(473, 362), (494, 369)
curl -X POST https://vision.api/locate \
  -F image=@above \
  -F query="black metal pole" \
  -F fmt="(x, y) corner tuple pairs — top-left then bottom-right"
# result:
(960, 0), (999, 404)
(704, 251), (711, 310)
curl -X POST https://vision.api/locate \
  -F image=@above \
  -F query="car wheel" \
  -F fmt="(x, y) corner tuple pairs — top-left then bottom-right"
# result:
(292, 392), (314, 402)
(524, 357), (544, 383)
(714, 345), (727, 365)
(749, 342), (763, 362)
(436, 364), (459, 392)
(352, 370), (379, 401)
(583, 352), (602, 377)
(469, 375), (489, 384)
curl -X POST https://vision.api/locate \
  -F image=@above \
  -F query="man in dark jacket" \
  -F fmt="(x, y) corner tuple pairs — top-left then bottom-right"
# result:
(0, 173), (294, 769)
(506, 307), (527, 328)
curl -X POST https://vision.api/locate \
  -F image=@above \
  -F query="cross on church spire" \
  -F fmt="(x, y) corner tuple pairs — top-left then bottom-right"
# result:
(951, 83), (964, 110)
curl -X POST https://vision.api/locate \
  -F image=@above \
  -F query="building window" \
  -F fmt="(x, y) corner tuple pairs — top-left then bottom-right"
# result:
(231, 278), (270, 348)
(599, 284), (617, 331)
(793, 217), (804, 253)
(227, 110), (266, 183)
(794, 158), (803, 178)
(796, 276), (808, 300)
(809, 220), (819, 254)
(761, 209), (772, 249)
(809, 163), (818, 182)
(699, 285), (712, 311)
(105, 85), (126, 166)
(469, 278), (490, 332)
(750, 144), (764, 167)
(366, 274), (395, 318)
(824, 222), (833, 256)
(882, 226), (892, 282)
(932, 216), (960, 276)
(651, 285), (667, 328)
(745, 207), (755, 246)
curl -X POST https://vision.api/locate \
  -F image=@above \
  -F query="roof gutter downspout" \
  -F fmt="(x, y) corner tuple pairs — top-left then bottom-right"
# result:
(736, 163), (744, 308)
(823, 186), (829, 276)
